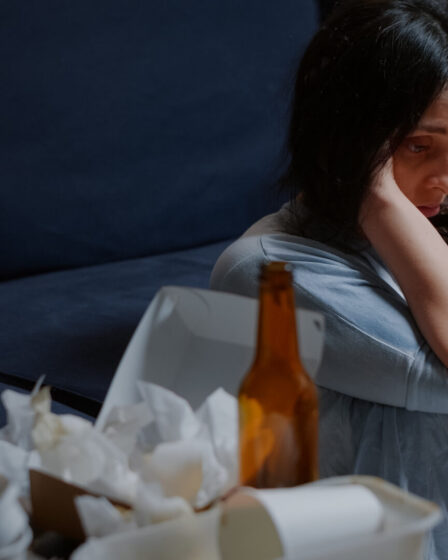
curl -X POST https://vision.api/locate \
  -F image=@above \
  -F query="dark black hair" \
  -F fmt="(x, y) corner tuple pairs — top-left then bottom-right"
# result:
(318, 0), (340, 23)
(282, 0), (448, 245)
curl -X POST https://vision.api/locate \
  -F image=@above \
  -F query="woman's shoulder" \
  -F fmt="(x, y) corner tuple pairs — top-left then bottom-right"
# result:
(210, 205), (302, 296)
(209, 204), (389, 299)
(239, 208), (288, 237)
(209, 232), (267, 299)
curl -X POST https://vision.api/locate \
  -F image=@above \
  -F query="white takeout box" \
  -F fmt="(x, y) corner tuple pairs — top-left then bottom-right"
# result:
(96, 286), (325, 428)
(93, 286), (441, 560)
(31, 286), (326, 541)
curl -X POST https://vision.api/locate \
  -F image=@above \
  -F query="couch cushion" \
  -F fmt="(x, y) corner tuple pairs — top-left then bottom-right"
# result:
(0, 240), (232, 406)
(0, 0), (318, 279)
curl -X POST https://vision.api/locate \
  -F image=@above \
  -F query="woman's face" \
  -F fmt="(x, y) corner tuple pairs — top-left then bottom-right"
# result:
(394, 88), (448, 218)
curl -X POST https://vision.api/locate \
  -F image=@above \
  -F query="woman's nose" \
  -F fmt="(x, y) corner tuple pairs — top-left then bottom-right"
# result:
(432, 156), (448, 193)
(433, 172), (448, 192)
(432, 178), (448, 197)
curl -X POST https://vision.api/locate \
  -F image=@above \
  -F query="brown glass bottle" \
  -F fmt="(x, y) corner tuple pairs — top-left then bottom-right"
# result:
(238, 262), (318, 488)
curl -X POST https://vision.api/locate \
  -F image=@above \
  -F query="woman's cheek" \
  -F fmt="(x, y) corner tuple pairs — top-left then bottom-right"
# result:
(393, 156), (419, 200)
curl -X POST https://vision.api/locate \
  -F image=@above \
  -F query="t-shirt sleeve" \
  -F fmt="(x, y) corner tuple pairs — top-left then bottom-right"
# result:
(260, 235), (448, 413)
(210, 235), (268, 298)
(211, 233), (448, 413)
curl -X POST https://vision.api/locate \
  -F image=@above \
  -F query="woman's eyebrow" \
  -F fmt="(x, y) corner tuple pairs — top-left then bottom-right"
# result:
(415, 123), (447, 134)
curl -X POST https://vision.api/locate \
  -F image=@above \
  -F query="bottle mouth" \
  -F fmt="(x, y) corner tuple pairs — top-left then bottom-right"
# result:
(259, 261), (293, 283)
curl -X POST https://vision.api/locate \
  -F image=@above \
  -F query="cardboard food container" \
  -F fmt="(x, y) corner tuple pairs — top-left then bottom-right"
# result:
(96, 286), (325, 428)
(31, 286), (325, 542)
(29, 469), (131, 542)
(29, 287), (441, 559)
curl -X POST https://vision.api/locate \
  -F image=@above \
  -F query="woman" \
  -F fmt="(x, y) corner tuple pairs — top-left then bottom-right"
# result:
(211, 1), (448, 557)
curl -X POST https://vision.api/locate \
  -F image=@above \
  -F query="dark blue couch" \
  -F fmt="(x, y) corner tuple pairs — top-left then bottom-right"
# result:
(0, 0), (321, 420)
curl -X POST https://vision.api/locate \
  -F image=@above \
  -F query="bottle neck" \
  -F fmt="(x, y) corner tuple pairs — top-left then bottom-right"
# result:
(254, 281), (301, 365)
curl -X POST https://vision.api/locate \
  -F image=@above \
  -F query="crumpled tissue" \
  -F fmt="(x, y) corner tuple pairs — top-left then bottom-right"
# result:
(0, 474), (32, 552)
(74, 381), (238, 537)
(0, 380), (391, 560)
(0, 379), (238, 541)
(136, 382), (237, 508)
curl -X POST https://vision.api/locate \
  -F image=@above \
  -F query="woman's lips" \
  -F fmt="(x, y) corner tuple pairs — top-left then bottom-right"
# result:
(418, 205), (441, 218)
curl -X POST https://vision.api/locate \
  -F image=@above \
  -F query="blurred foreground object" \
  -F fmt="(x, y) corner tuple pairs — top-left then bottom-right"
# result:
(238, 262), (318, 488)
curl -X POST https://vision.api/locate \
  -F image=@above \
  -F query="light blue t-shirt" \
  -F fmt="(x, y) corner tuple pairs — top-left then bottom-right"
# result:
(211, 205), (448, 413)
(211, 205), (448, 559)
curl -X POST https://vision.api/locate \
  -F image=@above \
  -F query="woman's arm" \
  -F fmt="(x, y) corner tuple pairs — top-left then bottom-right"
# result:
(360, 161), (448, 368)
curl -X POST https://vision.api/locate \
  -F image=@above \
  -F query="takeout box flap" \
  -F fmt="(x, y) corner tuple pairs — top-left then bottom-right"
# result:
(96, 286), (325, 429)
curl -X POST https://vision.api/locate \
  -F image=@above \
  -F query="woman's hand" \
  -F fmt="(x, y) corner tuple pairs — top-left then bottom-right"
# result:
(359, 158), (407, 225)
(360, 159), (448, 369)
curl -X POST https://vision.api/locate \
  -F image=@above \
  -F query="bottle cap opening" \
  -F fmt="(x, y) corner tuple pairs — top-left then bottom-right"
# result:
(259, 261), (293, 280)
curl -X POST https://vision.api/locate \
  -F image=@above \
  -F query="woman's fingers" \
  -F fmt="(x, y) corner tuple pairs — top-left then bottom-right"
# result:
(359, 158), (405, 225)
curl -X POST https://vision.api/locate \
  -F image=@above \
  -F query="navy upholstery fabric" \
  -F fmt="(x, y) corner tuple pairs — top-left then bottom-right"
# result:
(0, 1), (319, 418)
(0, 0), (318, 280)
(0, 240), (231, 403)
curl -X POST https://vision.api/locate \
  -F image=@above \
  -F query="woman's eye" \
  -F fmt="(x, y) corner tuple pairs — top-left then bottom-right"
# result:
(407, 142), (428, 154)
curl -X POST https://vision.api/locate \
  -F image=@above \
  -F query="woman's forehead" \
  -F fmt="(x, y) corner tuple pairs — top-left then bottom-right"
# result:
(415, 89), (448, 133)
